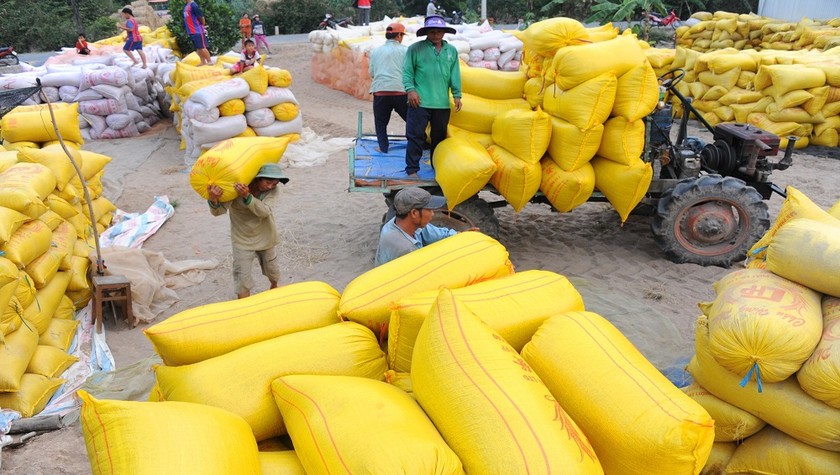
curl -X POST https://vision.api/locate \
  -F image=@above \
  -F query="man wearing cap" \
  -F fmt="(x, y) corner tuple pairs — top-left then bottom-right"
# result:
(402, 15), (461, 177)
(207, 163), (289, 298)
(369, 23), (408, 154)
(375, 187), (457, 266)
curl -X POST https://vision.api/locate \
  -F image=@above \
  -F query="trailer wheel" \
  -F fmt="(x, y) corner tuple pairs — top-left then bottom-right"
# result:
(651, 175), (769, 267)
(381, 196), (500, 239)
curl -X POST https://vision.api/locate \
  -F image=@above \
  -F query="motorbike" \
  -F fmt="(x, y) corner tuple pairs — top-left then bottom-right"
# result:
(645, 9), (681, 27)
(0, 46), (19, 66)
(434, 8), (464, 25)
(318, 13), (353, 30)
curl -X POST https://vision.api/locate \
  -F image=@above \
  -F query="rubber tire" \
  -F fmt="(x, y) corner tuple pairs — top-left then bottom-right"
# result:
(651, 174), (769, 267)
(381, 196), (500, 239)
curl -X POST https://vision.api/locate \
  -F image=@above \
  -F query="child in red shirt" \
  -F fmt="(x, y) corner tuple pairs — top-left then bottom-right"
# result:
(76, 34), (90, 55)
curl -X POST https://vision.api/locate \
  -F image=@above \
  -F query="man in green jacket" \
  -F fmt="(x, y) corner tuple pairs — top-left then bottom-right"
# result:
(402, 15), (462, 177)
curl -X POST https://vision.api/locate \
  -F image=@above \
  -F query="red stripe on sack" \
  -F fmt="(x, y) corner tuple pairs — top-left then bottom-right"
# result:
(85, 400), (115, 475)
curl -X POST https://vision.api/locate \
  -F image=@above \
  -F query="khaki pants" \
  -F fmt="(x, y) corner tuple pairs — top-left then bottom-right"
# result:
(232, 246), (280, 294)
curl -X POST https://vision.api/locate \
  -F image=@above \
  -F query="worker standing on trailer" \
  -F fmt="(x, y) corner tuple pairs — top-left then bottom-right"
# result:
(369, 23), (408, 154)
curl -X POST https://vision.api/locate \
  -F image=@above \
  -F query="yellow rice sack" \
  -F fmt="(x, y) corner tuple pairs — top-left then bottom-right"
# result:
(446, 124), (493, 148)
(0, 102), (83, 144)
(266, 68), (292, 88)
(240, 64), (269, 94)
(189, 136), (291, 202)
(726, 425), (840, 474)
(701, 269), (823, 384)
(766, 219), (840, 298)
(145, 281), (341, 366)
(701, 442), (736, 475)
(433, 137), (496, 209)
(271, 375), (463, 474)
(546, 118), (602, 171)
(79, 390), (261, 475)
(78, 150), (111, 180)
(66, 288), (91, 310)
(490, 108), (552, 165)
(539, 158), (595, 213)
(412, 289), (603, 474)
(597, 116), (646, 165)
(37, 209), (63, 231)
(515, 17), (589, 57)
(52, 222), (77, 271)
(52, 295), (76, 320)
(1, 141), (38, 152)
(448, 93), (531, 134)
(523, 76), (547, 108)
(1, 219), (53, 268)
(487, 144), (542, 212)
(25, 249), (63, 289)
(0, 373), (63, 417)
(542, 72), (617, 130)
(39, 318), (79, 351)
(591, 156), (652, 223)
(0, 163), (55, 218)
(17, 145), (81, 191)
(388, 270), (584, 373)
(0, 208), (28, 246)
(259, 451), (305, 475)
(0, 325), (39, 391)
(586, 22), (619, 42)
(15, 271), (36, 308)
(155, 322), (388, 441)
(755, 64), (827, 96)
(613, 62), (659, 121)
(681, 381), (766, 442)
(460, 65), (527, 99)
(270, 102), (299, 122)
(173, 61), (231, 90)
(797, 296), (840, 408)
(338, 232), (512, 336)
(688, 317), (840, 451)
(26, 344), (78, 378)
(23, 271), (71, 335)
(218, 98), (246, 116)
(550, 34), (645, 90)
(522, 311), (714, 475)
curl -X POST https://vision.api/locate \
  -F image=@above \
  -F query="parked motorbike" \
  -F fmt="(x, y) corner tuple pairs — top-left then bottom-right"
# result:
(645, 9), (681, 27)
(0, 46), (19, 66)
(318, 13), (353, 30)
(434, 8), (464, 25)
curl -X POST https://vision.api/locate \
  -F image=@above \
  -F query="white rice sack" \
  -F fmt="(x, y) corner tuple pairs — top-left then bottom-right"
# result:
(146, 114), (160, 126)
(77, 114), (90, 129)
(243, 87), (298, 111)
(514, 51), (522, 62)
(99, 122), (139, 139)
(72, 56), (112, 66)
(105, 113), (133, 130)
(74, 89), (104, 102)
(79, 67), (128, 91)
(245, 108), (276, 128)
(124, 93), (143, 113)
(132, 82), (151, 102)
(21, 97), (38, 106)
(449, 39), (471, 55)
(499, 36), (524, 53)
(42, 86), (60, 103)
(483, 47), (501, 62)
(58, 85), (79, 102)
(189, 78), (250, 109)
(498, 49), (516, 68)
(467, 31), (505, 50)
(468, 60), (499, 70)
(191, 115), (247, 146)
(253, 115), (303, 137)
(82, 113), (107, 134)
(459, 53), (470, 63)
(91, 84), (129, 101)
(81, 128), (92, 141)
(136, 121), (151, 134)
(501, 60), (520, 72)
(40, 70), (84, 88)
(46, 64), (85, 73)
(127, 109), (144, 123)
(0, 76), (38, 89)
(78, 98), (127, 116)
(157, 64), (176, 85)
(182, 100), (220, 123)
(468, 49), (484, 62)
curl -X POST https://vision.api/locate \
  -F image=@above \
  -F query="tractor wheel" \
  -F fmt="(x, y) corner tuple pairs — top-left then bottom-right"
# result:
(381, 196), (500, 239)
(651, 174), (769, 267)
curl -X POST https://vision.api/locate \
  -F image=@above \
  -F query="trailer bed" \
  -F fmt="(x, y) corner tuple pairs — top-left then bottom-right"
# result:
(349, 135), (438, 192)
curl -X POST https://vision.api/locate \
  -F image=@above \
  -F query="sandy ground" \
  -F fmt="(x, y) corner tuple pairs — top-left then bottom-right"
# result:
(3, 36), (840, 473)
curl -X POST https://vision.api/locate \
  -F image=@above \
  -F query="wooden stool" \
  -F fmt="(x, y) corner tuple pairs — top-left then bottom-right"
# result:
(91, 275), (135, 333)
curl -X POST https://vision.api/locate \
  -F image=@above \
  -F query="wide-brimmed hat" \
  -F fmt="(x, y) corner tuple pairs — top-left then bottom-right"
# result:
(417, 15), (456, 36)
(393, 187), (446, 214)
(255, 163), (289, 184)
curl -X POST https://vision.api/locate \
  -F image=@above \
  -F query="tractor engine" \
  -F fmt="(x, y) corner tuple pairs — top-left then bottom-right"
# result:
(699, 123), (794, 184)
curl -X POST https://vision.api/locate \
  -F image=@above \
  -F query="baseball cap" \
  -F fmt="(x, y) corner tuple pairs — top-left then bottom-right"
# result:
(386, 23), (406, 34)
(393, 187), (447, 214)
(254, 163), (289, 184)
(417, 15), (456, 36)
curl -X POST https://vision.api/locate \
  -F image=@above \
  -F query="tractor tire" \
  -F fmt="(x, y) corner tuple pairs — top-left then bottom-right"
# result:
(381, 196), (500, 239)
(651, 174), (769, 267)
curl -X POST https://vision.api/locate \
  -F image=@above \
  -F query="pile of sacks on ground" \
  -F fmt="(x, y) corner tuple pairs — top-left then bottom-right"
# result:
(309, 16), (525, 100)
(163, 54), (301, 165)
(642, 43), (840, 149)
(677, 11), (840, 53)
(0, 111), (116, 419)
(429, 18), (657, 223)
(0, 38), (175, 141)
(79, 230), (725, 473)
(679, 187), (840, 473)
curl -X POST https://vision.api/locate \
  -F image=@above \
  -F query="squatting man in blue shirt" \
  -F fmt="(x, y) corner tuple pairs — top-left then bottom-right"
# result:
(376, 187), (477, 266)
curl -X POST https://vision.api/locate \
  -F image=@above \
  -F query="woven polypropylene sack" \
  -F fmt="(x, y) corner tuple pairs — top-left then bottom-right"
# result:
(681, 381), (766, 442)
(688, 317), (840, 451)
(271, 375), (463, 474)
(240, 65), (269, 94)
(487, 144), (542, 212)
(542, 72), (617, 130)
(550, 35), (645, 90)
(726, 426), (840, 474)
(145, 281), (341, 366)
(755, 64), (826, 96)
(766, 219), (840, 298)
(490, 108), (552, 164)
(0, 373), (63, 417)
(701, 269), (822, 384)
(52, 222), (77, 271)
(613, 62), (659, 121)
(155, 322), (387, 441)
(78, 390), (260, 475)
(22, 271), (71, 335)
(596, 116), (646, 165)
(25, 249), (62, 289)
(388, 270), (583, 372)
(460, 65), (527, 100)
(546, 118), (602, 171)
(515, 17), (589, 57)
(26, 344), (78, 378)
(39, 318), (79, 351)
(446, 124), (493, 148)
(433, 137), (496, 210)
(189, 136), (291, 202)
(259, 451), (305, 475)
(266, 68), (292, 88)
(591, 156), (652, 223)
(338, 232), (513, 336)
(797, 297), (840, 408)
(1, 219), (53, 268)
(412, 289), (603, 474)
(522, 311), (714, 475)
(17, 145), (81, 192)
(447, 93), (531, 134)
(539, 158), (595, 213)
(0, 325), (39, 391)
(0, 163), (55, 218)
(0, 102), (83, 144)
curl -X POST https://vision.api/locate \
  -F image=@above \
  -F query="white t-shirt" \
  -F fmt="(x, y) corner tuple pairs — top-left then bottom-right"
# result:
(240, 49), (261, 67)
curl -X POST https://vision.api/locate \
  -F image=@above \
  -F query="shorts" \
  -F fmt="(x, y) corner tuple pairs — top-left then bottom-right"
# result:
(124, 39), (143, 51)
(189, 32), (209, 50)
(232, 246), (281, 294)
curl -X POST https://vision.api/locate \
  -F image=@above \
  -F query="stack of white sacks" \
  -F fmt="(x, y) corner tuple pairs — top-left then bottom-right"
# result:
(0, 46), (175, 141)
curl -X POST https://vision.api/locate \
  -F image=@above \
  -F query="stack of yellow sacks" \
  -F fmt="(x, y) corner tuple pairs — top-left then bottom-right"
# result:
(94, 25), (180, 54)
(82, 231), (719, 474)
(682, 189), (840, 473)
(0, 106), (116, 418)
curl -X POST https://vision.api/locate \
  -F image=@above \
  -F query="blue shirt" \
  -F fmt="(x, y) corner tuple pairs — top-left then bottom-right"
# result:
(184, 2), (205, 35)
(369, 40), (407, 94)
(375, 217), (457, 266)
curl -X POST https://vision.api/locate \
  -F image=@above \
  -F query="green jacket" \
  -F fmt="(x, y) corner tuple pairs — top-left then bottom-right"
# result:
(402, 39), (461, 109)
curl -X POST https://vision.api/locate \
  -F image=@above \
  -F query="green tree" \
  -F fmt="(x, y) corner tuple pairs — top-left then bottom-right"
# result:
(167, 0), (240, 55)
